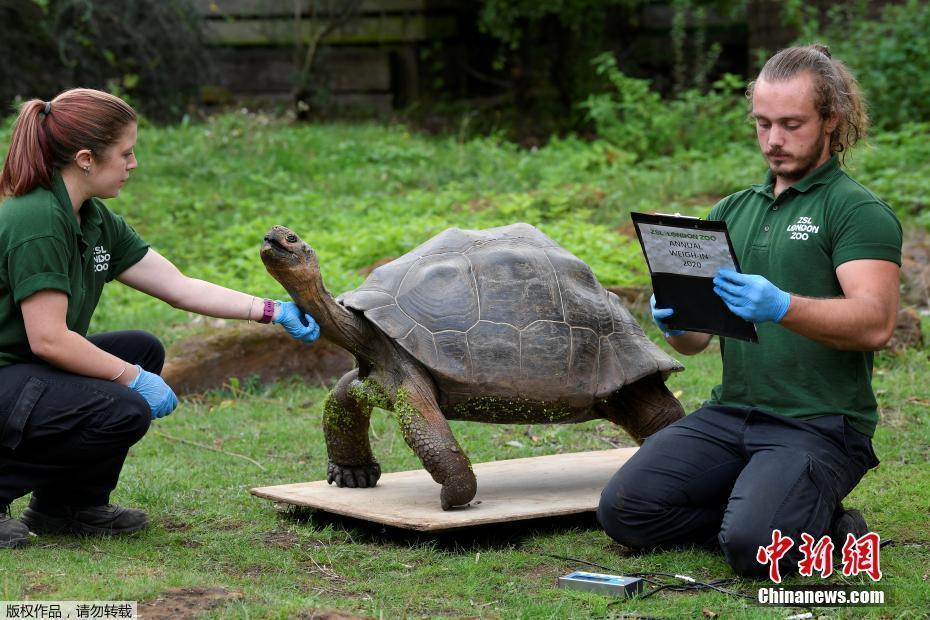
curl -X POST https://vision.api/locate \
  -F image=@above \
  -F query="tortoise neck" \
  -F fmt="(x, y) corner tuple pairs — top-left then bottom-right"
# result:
(281, 268), (373, 358)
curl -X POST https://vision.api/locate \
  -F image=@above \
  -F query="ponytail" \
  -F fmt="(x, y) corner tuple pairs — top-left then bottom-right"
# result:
(0, 100), (52, 198)
(0, 89), (136, 199)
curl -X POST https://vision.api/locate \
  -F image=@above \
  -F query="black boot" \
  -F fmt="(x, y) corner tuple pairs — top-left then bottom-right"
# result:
(1, 505), (30, 548)
(831, 503), (869, 545)
(20, 500), (149, 536)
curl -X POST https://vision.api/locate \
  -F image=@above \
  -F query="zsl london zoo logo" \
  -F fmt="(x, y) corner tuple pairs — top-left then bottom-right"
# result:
(786, 216), (820, 241)
(93, 245), (111, 272)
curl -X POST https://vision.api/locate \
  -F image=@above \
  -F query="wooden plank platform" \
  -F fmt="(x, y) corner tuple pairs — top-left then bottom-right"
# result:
(251, 448), (636, 532)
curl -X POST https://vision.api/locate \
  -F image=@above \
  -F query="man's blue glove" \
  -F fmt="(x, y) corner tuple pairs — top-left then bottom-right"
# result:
(272, 300), (320, 343)
(129, 365), (179, 419)
(713, 268), (791, 323)
(650, 294), (685, 337)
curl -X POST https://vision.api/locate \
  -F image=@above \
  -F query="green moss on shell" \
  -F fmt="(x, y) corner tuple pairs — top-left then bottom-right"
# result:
(448, 395), (575, 423)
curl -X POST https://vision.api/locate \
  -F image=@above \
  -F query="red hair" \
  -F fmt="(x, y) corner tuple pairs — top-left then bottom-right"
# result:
(0, 88), (136, 198)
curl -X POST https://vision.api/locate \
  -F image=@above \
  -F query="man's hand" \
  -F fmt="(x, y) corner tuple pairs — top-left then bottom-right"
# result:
(129, 366), (179, 419)
(650, 294), (685, 337)
(713, 268), (791, 323)
(273, 301), (320, 343)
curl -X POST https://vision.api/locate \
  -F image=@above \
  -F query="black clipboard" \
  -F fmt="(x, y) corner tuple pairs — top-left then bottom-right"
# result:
(631, 212), (758, 342)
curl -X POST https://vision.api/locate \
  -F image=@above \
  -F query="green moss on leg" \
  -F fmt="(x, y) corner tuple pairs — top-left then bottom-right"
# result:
(322, 381), (376, 467)
(393, 388), (476, 509)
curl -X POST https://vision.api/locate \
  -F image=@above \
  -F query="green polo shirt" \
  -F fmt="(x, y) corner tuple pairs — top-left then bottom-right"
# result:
(706, 155), (902, 437)
(0, 172), (150, 367)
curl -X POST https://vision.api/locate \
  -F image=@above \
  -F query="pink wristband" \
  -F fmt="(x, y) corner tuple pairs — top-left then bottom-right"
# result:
(258, 299), (275, 324)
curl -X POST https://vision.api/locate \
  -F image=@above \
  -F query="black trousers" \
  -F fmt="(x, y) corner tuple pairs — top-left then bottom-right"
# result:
(0, 331), (163, 509)
(597, 405), (879, 577)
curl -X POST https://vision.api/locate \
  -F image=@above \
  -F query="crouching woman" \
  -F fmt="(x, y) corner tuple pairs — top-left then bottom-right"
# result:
(0, 89), (318, 547)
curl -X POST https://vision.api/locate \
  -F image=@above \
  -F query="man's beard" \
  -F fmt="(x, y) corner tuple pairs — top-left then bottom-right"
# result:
(765, 131), (828, 181)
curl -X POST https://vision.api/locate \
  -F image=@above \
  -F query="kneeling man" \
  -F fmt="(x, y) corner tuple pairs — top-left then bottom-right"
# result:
(598, 44), (901, 578)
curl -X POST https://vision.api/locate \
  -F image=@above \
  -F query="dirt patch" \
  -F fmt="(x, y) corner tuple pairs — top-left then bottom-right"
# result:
(138, 587), (243, 619)
(159, 517), (191, 533)
(615, 220), (637, 239)
(902, 233), (930, 308)
(262, 530), (300, 549)
(887, 307), (925, 350)
(215, 520), (245, 531)
(357, 256), (398, 277)
(242, 564), (270, 577)
(24, 582), (53, 595)
(162, 324), (353, 396)
(606, 285), (650, 315)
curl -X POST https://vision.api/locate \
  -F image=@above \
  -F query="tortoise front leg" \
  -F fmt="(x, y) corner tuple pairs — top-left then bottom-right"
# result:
(597, 372), (685, 443)
(323, 369), (381, 488)
(395, 380), (476, 510)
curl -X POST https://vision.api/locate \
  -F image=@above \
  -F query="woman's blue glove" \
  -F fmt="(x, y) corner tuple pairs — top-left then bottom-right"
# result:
(713, 268), (791, 323)
(650, 294), (685, 337)
(129, 365), (179, 419)
(272, 301), (320, 343)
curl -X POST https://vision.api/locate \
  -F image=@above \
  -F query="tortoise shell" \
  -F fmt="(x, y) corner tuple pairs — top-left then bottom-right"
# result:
(338, 223), (682, 405)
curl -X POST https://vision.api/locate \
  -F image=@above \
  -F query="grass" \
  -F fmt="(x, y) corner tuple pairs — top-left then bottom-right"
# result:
(1, 113), (928, 618)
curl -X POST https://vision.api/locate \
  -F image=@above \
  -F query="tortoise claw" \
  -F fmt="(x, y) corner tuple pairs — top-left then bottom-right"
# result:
(327, 461), (381, 488)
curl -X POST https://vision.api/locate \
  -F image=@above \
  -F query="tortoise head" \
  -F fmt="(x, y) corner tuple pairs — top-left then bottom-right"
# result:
(261, 225), (319, 283)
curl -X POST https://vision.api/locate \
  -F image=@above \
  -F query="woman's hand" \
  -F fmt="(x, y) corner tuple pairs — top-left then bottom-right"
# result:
(272, 301), (320, 344)
(129, 366), (179, 419)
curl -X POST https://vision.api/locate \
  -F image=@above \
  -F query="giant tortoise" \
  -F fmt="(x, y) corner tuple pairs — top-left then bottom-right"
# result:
(261, 223), (684, 509)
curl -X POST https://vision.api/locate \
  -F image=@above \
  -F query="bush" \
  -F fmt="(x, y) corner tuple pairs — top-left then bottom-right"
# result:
(581, 52), (752, 161)
(0, 0), (208, 122)
(788, 0), (930, 131)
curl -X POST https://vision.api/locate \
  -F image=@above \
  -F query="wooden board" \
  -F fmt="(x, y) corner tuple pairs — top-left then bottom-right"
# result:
(251, 448), (636, 532)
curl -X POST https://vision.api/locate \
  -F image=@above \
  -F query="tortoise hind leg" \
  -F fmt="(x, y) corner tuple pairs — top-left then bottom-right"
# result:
(396, 378), (476, 510)
(323, 369), (381, 488)
(597, 372), (685, 443)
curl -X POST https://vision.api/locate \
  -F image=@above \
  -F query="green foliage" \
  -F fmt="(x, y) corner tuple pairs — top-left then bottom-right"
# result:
(478, 0), (637, 45)
(853, 122), (930, 226)
(582, 52), (752, 161)
(0, 0), (207, 122)
(670, 0), (726, 93)
(468, 0), (750, 139)
(784, 0), (930, 131)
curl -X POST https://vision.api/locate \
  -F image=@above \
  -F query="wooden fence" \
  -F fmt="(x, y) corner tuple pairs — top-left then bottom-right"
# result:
(195, 0), (464, 111)
(195, 1), (895, 113)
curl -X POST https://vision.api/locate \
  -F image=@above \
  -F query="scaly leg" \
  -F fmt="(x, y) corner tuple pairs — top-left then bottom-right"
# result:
(597, 372), (685, 443)
(395, 377), (476, 510)
(323, 369), (381, 488)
